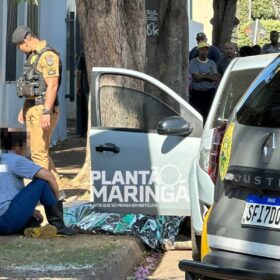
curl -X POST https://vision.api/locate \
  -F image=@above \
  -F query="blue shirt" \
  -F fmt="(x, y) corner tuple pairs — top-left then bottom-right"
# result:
(189, 57), (217, 91)
(0, 153), (41, 216)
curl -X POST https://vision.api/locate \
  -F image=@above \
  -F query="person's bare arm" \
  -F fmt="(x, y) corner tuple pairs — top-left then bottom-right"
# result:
(192, 73), (205, 82)
(201, 73), (220, 82)
(41, 77), (59, 129)
(35, 168), (59, 199)
(18, 107), (24, 124)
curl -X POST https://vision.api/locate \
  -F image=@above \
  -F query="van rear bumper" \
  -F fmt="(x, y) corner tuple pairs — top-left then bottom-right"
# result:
(178, 260), (280, 280)
(179, 250), (280, 280)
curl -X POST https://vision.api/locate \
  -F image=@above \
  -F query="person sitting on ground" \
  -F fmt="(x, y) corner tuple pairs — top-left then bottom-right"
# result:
(0, 128), (76, 236)
(217, 41), (237, 76)
(262, 30), (280, 54)
(189, 32), (221, 64)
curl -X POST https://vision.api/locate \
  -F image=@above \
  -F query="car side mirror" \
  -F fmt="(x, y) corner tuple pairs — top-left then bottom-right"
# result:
(157, 116), (193, 137)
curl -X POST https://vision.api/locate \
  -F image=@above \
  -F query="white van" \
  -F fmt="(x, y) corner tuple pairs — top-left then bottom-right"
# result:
(190, 53), (279, 260)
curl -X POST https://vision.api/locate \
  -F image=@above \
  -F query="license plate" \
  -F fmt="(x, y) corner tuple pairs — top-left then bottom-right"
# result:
(241, 195), (280, 230)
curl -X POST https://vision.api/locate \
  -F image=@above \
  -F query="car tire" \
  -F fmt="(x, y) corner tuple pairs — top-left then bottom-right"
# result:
(191, 220), (201, 261)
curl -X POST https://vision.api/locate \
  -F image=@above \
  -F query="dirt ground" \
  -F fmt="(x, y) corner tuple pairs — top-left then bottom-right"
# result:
(50, 124), (90, 201)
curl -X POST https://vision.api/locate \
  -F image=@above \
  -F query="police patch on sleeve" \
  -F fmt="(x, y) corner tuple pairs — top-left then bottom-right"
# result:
(47, 67), (56, 76)
(219, 123), (235, 181)
(46, 55), (54, 66)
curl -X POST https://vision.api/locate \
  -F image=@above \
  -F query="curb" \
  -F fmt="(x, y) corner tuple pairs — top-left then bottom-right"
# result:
(0, 236), (145, 280)
(95, 236), (145, 280)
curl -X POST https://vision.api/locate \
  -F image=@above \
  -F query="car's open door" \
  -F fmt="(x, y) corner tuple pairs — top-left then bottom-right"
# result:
(90, 68), (203, 215)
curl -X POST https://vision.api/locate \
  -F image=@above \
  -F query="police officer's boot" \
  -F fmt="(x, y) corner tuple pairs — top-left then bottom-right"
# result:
(44, 203), (76, 236)
(57, 199), (63, 215)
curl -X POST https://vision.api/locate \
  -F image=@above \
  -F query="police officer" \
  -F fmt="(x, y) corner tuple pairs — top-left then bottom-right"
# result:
(12, 26), (61, 176)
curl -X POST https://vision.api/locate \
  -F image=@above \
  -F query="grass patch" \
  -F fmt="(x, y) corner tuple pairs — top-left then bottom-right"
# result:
(0, 235), (118, 268)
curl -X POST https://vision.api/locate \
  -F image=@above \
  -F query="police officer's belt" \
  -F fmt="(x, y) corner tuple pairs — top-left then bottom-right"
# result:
(26, 96), (44, 106)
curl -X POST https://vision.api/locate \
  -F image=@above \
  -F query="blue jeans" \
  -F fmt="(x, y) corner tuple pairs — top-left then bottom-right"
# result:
(0, 179), (57, 234)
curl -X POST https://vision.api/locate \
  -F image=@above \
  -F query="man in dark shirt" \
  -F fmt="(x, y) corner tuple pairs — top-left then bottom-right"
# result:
(262, 31), (280, 54)
(217, 42), (237, 76)
(189, 32), (221, 64)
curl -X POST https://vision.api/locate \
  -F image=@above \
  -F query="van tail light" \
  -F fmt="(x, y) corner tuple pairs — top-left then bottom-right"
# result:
(207, 123), (227, 183)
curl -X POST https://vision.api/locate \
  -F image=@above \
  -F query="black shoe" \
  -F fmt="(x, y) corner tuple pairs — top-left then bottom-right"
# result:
(21, 216), (42, 235)
(24, 216), (42, 228)
(44, 203), (76, 236)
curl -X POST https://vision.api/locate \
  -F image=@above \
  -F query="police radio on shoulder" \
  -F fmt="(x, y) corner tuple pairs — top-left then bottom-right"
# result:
(42, 108), (51, 115)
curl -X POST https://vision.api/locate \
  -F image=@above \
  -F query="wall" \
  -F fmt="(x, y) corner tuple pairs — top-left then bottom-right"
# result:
(65, 0), (77, 120)
(189, 20), (204, 50)
(0, 0), (68, 143)
(39, 0), (68, 143)
(192, 0), (214, 44)
(0, 0), (25, 128)
(0, 0), (4, 85)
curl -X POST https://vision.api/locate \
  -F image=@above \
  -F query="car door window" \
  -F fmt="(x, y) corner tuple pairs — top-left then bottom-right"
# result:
(212, 68), (263, 127)
(98, 74), (180, 131)
(237, 60), (280, 128)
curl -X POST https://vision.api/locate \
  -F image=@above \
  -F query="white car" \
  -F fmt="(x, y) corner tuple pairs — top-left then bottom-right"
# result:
(89, 54), (278, 257)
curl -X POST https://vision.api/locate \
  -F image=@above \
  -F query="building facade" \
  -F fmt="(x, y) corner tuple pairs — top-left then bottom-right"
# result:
(0, 0), (78, 144)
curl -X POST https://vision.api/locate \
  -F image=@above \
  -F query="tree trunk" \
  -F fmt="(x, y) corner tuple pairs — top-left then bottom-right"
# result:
(77, 0), (146, 77)
(212, 0), (238, 49)
(145, 0), (189, 100)
(74, 0), (146, 186)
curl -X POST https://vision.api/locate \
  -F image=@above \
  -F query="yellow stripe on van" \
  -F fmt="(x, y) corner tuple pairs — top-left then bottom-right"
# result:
(201, 205), (213, 260)
(219, 123), (235, 181)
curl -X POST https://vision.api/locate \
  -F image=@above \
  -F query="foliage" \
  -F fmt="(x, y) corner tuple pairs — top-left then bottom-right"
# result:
(235, 19), (280, 47)
(238, 0), (276, 21)
(237, 0), (249, 23)
(235, 0), (280, 47)
(251, 0), (275, 19)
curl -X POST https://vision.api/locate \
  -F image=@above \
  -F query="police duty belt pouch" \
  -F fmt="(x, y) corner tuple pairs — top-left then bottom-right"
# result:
(16, 79), (42, 98)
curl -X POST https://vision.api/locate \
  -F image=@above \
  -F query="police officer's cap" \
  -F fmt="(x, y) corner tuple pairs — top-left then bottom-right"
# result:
(12, 26), (32, 44)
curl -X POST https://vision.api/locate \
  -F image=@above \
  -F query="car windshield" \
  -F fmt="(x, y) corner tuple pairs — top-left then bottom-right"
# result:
(212, 68), (262, 127)
(237, 59), (280, 128)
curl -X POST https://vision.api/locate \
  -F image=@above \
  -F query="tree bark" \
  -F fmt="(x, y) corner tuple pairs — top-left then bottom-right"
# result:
(76, 0), (146, 76)
(145, 0), (189, 100)
(212, 0), (238, 49)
